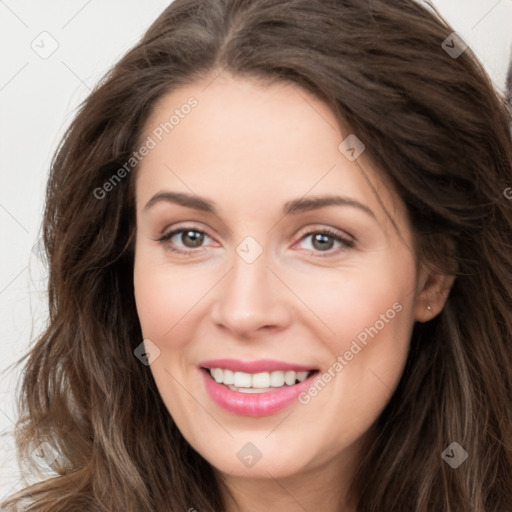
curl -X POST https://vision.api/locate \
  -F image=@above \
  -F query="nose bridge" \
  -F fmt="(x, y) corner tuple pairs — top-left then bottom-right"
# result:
(211, 236), (290, 335)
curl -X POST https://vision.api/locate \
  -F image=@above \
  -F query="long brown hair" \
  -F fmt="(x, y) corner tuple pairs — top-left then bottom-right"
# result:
(2, 0), (512, 510)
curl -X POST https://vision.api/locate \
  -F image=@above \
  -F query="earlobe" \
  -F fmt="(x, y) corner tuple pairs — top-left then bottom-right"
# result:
(414, 270), (456, 322)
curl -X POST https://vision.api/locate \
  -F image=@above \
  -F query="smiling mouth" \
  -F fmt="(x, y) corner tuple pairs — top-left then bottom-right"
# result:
(201, 367), (319, 393)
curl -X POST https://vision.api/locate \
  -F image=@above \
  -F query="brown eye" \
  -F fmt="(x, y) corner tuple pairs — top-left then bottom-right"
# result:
(311, 233), (335, 251)
(157, 227), (211, 253)
(297, 229), (354, 256)
(179, 230), (205, 248)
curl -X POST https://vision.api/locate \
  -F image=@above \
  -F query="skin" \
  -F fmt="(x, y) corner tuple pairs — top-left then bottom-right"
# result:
(133, 72), (454, 512)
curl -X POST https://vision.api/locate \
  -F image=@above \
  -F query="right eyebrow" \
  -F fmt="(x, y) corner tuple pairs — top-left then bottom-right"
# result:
(144, 191), (217, 214)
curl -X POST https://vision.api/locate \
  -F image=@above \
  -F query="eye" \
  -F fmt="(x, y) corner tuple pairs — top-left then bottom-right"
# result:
(156, 227), (212, 254)
(296, 228), (354, 256)
(155, 226), (354, 257)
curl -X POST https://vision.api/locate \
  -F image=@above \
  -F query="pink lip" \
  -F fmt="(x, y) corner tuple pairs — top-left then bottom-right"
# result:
(200, 368), (318, 417)
(199, 358), (316, 373)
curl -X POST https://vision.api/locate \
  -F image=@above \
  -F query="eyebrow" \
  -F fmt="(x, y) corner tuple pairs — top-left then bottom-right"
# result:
(144, 191), (216, 213)
(143, 191), (375, 219)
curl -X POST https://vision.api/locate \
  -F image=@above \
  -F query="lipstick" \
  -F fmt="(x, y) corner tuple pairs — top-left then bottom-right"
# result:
(199, 359), (318, 416)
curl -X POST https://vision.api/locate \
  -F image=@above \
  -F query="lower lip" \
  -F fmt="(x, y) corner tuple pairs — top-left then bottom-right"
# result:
(200, 369), (318, 417)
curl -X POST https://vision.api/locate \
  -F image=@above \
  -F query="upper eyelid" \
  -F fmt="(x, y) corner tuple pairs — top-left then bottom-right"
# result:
(155, 219), (209, 236)
(158, 223), (350, 238)
(297, 226), (353, 242)
(158, 225), (353, 248)
(158, 224), (212, 240)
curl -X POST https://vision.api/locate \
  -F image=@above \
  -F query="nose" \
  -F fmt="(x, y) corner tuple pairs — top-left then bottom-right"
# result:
(210, 245), (292, 338)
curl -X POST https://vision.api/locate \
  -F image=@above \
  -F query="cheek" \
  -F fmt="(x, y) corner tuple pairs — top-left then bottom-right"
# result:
(288, 252), (416, 356)
(133, 252), (208, 430)
(295, 253), (416, 429)
(133, 250), (212, 343)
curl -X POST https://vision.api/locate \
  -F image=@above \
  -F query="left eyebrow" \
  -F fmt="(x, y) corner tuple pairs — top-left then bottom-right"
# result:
(283, 195), (376, 219)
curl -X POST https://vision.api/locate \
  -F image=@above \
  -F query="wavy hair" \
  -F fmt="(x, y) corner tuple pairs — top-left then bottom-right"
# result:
(2, 0), (512, 510)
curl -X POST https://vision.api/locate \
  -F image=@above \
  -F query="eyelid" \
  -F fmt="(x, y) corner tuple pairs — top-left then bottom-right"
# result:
(294, 224), (355, 245)
(151, 223), (212, 255)
(155, 223), (355, 256)
(292, 226), (355, 256)
(155, 224), (213, 243)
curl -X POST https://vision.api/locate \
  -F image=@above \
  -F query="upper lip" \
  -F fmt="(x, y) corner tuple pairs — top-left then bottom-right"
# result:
(199, 358), (317, 373)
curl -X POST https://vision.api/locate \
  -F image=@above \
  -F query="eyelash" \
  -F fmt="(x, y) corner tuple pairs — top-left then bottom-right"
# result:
(156, 225), (355, 257)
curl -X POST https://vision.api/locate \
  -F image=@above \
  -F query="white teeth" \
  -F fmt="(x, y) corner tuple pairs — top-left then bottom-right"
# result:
(213, 368), (223, 383)
(223, 369), (235, 385)
(296, 371), (309, 382)
(270, 371), (285, 387)
(234, 386), (273, 393)
(284, 371), (296, 386)
(252, 372), (271, 388)
(233, 371), (252, 388)
(208, 368), (312, 389)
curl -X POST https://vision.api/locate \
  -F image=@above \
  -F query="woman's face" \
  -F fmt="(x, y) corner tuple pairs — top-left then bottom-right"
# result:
(133, 73), (428, 481)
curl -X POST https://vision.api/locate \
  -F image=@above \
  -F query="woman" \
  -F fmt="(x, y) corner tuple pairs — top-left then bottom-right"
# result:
(3, 0), (512, 510)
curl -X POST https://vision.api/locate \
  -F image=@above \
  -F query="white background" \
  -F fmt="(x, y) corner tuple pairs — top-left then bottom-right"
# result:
(1, 0), (511, 502)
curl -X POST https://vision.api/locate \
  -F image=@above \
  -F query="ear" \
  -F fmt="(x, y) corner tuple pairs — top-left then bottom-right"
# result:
(413, 265), (456, 322)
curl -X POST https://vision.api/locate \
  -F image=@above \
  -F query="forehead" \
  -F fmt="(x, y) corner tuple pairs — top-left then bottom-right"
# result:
(134, 73), (408, 237)
(139, 73), (342, 172)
